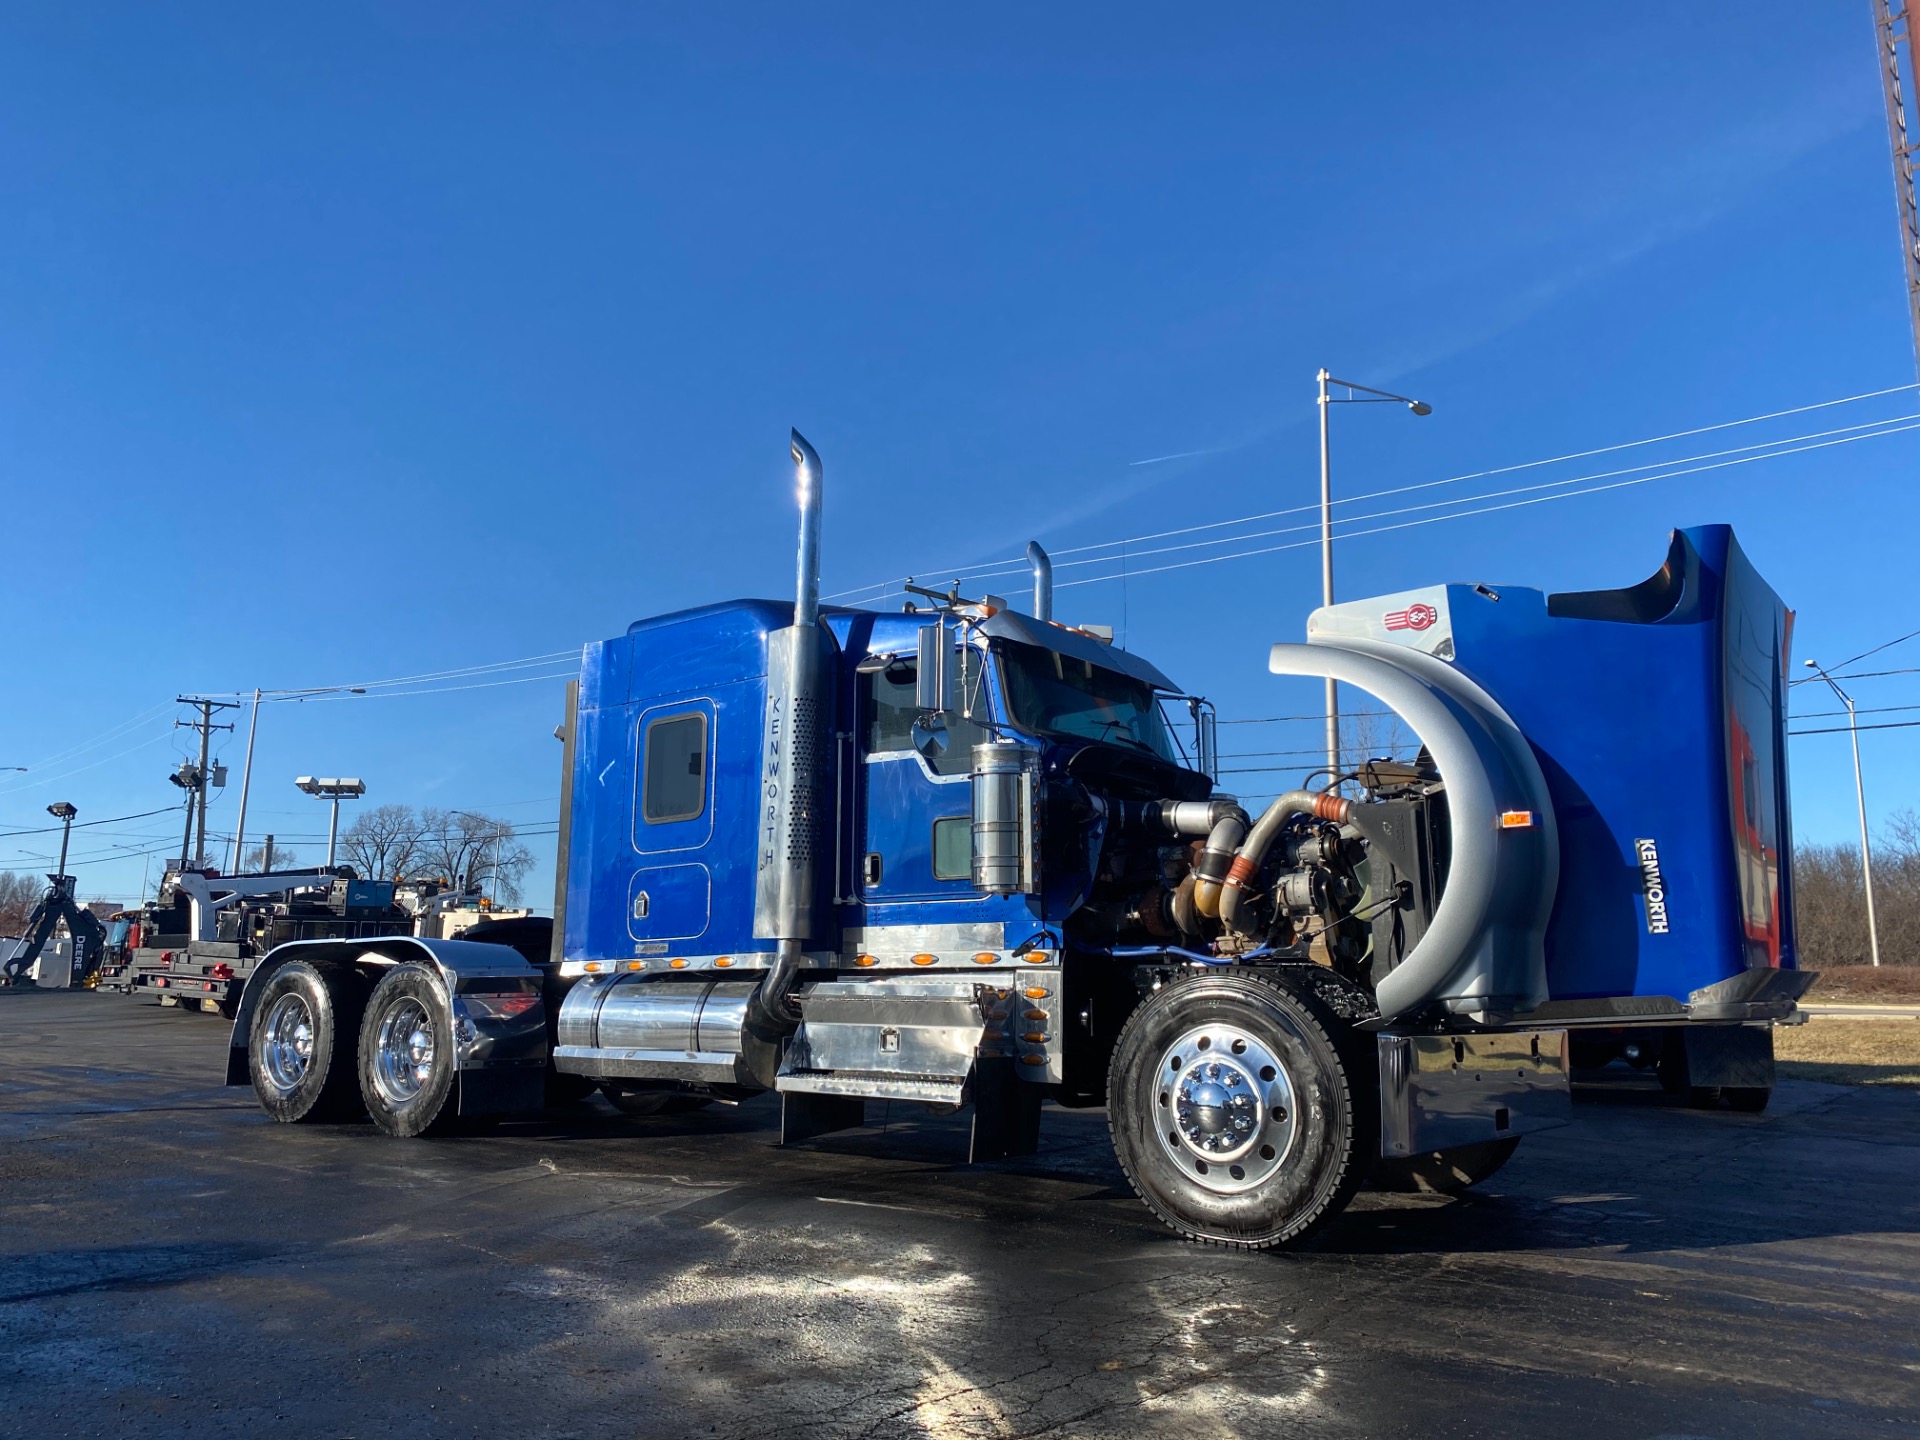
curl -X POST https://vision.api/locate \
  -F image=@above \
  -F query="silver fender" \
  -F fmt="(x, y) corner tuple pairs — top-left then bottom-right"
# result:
(224, 935), (548, 1094)
(1268, 639), (1557, 1022)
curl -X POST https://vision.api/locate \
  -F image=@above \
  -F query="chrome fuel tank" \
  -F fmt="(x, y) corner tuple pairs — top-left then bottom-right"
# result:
(554, 975), (762, 1087)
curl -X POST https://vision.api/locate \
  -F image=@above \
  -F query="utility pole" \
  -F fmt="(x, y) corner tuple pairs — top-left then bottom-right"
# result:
(1872, 0), (1920, 383)
(174, 698), (237, 870)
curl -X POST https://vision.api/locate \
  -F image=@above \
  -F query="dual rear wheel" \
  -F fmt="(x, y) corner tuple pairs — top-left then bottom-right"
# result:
(248, 960), (464, 1136)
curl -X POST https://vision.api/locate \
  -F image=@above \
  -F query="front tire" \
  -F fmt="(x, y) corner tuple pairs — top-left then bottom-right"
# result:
(1108, 968), (1376, 1250)
(359, 965), (461, 1138)
(248, 960), (369, 1123)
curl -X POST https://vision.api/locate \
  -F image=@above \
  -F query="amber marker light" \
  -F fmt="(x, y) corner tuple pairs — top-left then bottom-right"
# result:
(910, 953), (938, 966)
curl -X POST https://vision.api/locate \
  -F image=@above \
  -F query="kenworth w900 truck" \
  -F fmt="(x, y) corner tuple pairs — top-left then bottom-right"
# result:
(225, 432), (1806, 1249)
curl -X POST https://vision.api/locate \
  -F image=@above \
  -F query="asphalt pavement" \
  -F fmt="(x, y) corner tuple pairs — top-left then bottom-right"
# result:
(2, 987), (1916, 1440)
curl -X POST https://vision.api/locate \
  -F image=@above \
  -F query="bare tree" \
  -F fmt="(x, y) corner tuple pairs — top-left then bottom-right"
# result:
(1793, 807), (1920, 968)
(241, 841), (303, 872)
(1342, 707), (1417, 774)
(337, 804), (428, 882)
(417, 808), (534, 904)
(0, 872), (42, 934)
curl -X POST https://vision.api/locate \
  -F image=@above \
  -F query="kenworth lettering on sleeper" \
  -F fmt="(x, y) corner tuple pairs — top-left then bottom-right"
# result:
(1635, 838), (1670, 934)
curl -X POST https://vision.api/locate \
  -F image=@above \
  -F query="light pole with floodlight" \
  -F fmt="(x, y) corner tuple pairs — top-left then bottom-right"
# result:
(295, 777), (367, 868)
(1317, 369), (1432, 786)
(230, 686), (367, 871)
(1803, 659), (1881, 966)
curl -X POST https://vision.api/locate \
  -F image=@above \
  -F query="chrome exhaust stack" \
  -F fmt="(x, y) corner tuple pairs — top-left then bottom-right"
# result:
(749, 430), (833, 1040)
(1026, 540), (1053, 622)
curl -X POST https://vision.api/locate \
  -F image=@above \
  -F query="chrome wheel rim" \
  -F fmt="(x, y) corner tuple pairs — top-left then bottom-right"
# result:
(259, 992), (316, 1096)
(1152, 1023), (1298, 1194)
(373, 998), (436, 1106)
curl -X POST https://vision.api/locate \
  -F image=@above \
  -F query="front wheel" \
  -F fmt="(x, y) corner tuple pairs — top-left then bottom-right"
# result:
(1107, 968), (1376, 1250)
(359, 965), (461, 1138)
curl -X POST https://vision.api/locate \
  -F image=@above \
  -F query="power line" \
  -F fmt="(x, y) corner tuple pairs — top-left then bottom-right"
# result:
(824, 382), (1918, 602)
(1059, 419), (1920, 589)
(1791, 702), (1920, 720)
(0, 805), (183, 839)
(1789, 718), (1920, 736)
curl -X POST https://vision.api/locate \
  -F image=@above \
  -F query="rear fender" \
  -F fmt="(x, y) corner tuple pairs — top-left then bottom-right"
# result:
(225, 937), (549, 1114)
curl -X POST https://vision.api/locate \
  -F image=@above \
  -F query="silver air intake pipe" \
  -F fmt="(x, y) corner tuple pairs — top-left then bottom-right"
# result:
(749, 430), (831, 1040)
(1026, 540), (1053, 622)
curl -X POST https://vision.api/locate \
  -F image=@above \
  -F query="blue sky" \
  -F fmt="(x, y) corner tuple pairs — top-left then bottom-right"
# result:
(2, 4), (1914, 905)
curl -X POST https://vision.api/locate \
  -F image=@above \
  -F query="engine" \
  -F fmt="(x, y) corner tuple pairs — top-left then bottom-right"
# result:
(1062, 759), (1451, 1002)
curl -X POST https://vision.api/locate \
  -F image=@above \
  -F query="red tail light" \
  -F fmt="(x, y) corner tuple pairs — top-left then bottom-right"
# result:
(153, 977), (169, 987)
(210, 963), (235, 980)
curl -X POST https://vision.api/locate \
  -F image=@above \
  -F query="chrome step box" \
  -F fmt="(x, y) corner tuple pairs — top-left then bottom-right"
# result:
(776, 973), (1062, 1102)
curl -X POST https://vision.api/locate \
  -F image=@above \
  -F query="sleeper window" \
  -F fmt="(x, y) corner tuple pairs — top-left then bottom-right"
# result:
(642, 713), (708, 824)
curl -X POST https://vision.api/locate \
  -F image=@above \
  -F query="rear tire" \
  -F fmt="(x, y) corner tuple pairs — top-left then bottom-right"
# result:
(359, 964), (461, 1138)
(248, 960), (369, 1123)
(1107, 968), (1375, 1250)
(1373, 1137), (1520, 1195)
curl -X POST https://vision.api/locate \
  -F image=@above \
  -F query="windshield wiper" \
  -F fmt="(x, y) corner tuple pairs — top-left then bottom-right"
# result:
(1092, 720), (1158, 755)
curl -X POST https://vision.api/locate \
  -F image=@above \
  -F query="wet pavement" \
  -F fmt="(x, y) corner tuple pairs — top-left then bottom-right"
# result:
(1, 987), (1916, 1439)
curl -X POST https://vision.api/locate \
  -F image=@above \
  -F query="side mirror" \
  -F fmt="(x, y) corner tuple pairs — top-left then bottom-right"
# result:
(911, 712), (950, 759)
(916, 619), (960, 714)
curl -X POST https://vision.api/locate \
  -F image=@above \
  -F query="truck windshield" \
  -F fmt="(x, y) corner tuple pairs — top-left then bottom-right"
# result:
(996, 641), (1177, 761)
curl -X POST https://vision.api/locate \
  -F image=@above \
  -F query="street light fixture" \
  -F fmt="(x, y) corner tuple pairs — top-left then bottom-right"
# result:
(230, 686), (367, 871)
(1803, 659), (1881, 967)
(46, 802), (77, 879)
(295, 777), (367, 868)
(1316, 368), (1432, 786)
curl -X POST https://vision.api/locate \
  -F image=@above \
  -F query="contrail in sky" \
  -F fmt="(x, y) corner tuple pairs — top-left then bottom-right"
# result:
(1128, 447), (1219, 467)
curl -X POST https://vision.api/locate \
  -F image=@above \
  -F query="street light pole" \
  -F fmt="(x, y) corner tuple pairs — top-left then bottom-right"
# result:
(230, 688), (261, 872)
(296, 777), (366, 870)
(1314, 370), (1432, 787)
(231, 685), (365, 872)
(1805, 660), (1882, 966)
(49, 803), (76, 879)
(1317, 369), (1338, 790)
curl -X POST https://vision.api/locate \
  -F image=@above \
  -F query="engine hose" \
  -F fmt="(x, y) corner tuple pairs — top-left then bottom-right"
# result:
(1191, 814), (1248, 918)
(1218, 788), (1352, 936)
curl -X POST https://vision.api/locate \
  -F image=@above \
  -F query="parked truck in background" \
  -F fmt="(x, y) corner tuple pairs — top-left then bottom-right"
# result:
(110, 868), (468, 1015)
(221, 432), (1806, 1249)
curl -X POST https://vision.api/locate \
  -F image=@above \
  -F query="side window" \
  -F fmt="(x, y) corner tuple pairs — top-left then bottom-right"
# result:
(859, 647), (988, 777)
(931, 816), (972, 880)
(866, 658), (920, 754)
(641, 713), (707, 824)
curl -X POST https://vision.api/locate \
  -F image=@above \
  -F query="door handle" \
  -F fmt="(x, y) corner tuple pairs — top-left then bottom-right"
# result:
(863, 853), (883, 887)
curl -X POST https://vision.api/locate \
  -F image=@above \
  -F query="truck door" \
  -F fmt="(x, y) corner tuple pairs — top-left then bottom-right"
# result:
(628, 697), (716, 948)
(857, 648), (985, 904)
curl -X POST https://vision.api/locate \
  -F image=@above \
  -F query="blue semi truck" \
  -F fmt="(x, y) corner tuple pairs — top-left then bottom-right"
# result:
(226, 432), (1807, 1249)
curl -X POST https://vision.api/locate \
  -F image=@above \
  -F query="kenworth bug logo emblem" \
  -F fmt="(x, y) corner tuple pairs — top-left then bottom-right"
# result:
(1384, 602), (1438, 632)
(1635, 838), (1671, 935)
